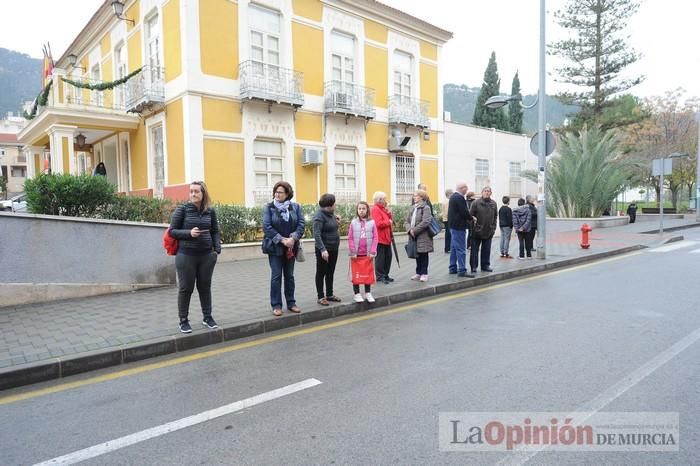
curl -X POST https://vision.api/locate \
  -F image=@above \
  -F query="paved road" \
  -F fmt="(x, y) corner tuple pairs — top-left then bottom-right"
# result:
(1, 228), (699, 465)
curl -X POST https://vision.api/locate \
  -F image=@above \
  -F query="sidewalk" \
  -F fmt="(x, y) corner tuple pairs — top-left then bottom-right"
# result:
(1, 218), (697, 389)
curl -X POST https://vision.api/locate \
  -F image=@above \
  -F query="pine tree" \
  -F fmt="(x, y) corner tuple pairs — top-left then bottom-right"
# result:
(472, 51), (508, 130)
(549, 0), (644, 131)
(508, 71), (523, 133)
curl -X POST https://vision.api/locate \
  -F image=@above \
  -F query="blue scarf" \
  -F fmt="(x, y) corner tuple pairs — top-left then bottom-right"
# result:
(273, 200), (291, 221)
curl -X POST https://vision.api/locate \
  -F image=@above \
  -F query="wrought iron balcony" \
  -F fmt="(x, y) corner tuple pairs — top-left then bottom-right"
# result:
(324, 81), (375, 120)
(239, 61), (304, 108)
(125, 66), (165, 114)
(63, 76), (124, 111)
(388, 95), (431, 128)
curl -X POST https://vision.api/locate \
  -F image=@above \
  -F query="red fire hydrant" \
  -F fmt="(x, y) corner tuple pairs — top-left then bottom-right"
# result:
(580, 223), (592, 249)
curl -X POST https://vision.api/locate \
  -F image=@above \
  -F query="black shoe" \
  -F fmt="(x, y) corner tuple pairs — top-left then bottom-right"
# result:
(383, 279), (391, 284)
(449, 270), (458, 274)
(202, 316), (218, 329)
(458, 272), (475, 278)
(179, 320), (193, 333)
(386, 277), (395, 282)
(482, 267), (493, 272)
(471, 269), (477, 273)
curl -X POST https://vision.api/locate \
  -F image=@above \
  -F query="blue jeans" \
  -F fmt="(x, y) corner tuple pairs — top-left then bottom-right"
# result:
(268, 254), (296, 310)
(499, 227), (513, 255)
(449, 228), (467, 273)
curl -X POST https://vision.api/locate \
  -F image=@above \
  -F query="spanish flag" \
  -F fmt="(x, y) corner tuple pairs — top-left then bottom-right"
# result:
(42, 44), (54, 87)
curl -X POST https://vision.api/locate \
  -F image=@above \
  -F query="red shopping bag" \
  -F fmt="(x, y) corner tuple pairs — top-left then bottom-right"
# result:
(350, 256), (376, 285)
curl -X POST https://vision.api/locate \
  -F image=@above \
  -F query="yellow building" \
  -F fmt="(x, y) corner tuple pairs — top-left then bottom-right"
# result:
(19, 0), (452, 206)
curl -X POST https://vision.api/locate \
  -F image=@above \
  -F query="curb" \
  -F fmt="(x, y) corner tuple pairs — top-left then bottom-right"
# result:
(0, 244), (648, 391)
(640, 222), (700, 234)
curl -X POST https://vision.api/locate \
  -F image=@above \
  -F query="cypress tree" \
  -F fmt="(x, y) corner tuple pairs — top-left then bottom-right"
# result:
(472, 51), (508, 130)
(508, 71), (523, 133)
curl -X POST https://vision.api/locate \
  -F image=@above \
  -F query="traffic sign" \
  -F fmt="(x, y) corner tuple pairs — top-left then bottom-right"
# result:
(530, 130), (556, 157)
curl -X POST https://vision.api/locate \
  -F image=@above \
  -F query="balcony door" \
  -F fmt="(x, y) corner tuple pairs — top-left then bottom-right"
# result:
(146, 13), (162, 86)
(150, 125), (165, 198)
(114, 43), (127, 108)
(249, 4), (281, 93)
(331, 32), (355, 108)
(393, 50), (413, 103)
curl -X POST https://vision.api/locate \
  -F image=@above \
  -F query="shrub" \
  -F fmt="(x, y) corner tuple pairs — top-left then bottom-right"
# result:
(101, 196), (175, 223)
(24, 174), (115, 216)
(0, 175), (7, 199)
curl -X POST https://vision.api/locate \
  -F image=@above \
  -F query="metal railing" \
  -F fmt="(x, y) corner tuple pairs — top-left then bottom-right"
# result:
(334, 190), (362, 204)
(388, 95), (430, 128)
(16, 154), (27, 164)
(324, 81), (375, 119)
(63, 76), (124, 110)
(239, 61), (304, 107)
(125, 66), (165, 112)
(394, 193), (414, 205)
(253, 188), (273, 206)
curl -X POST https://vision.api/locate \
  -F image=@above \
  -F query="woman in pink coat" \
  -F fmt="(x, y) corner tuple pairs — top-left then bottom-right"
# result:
(348, 201), (379, 303)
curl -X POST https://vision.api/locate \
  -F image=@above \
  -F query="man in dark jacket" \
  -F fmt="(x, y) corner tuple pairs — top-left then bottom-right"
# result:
(447, 182), (474, 278)
(469, 187), (498, 272)
(526, 194), (538, 253)
(498, 196), (513, 258)
(627, 201), (638, 223)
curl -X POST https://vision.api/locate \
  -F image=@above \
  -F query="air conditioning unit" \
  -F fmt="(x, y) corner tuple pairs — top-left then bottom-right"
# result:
(388, 128), (411, 152)
(334, 92), (350, 109)
(302, 148), (324, 165)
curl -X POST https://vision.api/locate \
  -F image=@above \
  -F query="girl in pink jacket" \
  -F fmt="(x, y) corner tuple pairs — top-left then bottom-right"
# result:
(348, 201), (379, 302)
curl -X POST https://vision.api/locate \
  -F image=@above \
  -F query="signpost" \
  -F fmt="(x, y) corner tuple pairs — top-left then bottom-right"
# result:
(652, 158), (673, 234)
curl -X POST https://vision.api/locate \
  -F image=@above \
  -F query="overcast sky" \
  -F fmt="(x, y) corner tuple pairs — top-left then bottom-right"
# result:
(1, 0), (698, 101)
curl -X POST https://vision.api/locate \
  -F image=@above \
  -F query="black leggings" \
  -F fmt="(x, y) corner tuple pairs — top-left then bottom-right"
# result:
(315, 249), (339, 298)
(176, 252), (217, 321)
(353, 284), (371, 293)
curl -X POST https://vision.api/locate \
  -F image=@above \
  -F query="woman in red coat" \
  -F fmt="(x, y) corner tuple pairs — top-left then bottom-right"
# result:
(370, 191), (394, 285)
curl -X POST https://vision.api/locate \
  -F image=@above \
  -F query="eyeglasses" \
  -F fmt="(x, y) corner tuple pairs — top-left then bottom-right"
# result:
(274, 191), (287, 195)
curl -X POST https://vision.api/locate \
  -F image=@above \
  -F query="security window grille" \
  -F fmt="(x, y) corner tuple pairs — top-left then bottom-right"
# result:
(393, 50), (412, 99)
(475, 158), (489, 193)
(150, 125), (165, 198)
(334, 148), (357, 191)
(509, 162), (522, 196)
(332, 32), (354, 84)
(395, 154), (415, 204)
(250, 5), (281, 76)
(254, 140), (283, 191)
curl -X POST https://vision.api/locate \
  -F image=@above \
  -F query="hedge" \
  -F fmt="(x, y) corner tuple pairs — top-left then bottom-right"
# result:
(23, 174), (440, 243)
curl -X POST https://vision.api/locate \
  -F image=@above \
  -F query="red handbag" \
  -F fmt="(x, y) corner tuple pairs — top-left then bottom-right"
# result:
(163, 228), (179, 255)
(350, 256), (375, 285)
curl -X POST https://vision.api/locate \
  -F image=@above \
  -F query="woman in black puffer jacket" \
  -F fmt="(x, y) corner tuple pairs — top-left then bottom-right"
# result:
(169, 181), (221, 333)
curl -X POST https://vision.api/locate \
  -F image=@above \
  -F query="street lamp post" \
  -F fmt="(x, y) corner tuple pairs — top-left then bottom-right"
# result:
(483, 0), (548, 258)
(696, 111), (700, 222)
(657, 152), (689, 234)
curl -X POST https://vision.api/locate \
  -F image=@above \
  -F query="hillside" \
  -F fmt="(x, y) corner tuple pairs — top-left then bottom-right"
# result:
(443, 83), (578, 133)
(0, 48), (42, 116)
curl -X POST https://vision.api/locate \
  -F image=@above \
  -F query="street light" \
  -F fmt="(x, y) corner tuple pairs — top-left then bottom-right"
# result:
(482, 0), (547, 259)
(657, 152), (689, 234)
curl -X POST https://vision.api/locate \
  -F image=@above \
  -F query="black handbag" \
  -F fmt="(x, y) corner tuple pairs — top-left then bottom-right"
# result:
(404, 238), (417, 259)
(261, 237), (275, 254)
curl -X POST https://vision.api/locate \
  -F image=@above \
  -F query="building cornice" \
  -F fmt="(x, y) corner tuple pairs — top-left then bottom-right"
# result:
(329, 0), (453, 43)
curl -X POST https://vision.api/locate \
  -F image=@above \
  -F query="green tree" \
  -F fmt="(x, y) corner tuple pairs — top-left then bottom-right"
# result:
(472, 52), (508, 130)
(0, 175), (7, 199)
(549, 0), (644, 131)
(524, 127), (631, 217)
(508, 71), (523, 133)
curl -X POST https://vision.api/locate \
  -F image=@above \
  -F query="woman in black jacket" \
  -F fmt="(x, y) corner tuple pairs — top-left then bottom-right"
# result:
(169, 181), (221, 333)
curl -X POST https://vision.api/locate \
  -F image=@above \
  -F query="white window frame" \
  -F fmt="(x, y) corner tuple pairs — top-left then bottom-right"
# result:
(113, 42), (127, 108)
(253, 140), (284, 205)
(249, 4), (281, 75)
(334, 147), (359, 202)
(395, 154), (415, 204)
(475, 158), (490, 194)
(145, 11), (162, 85)
(90, 64), (102, 107)
(10, 166), (26, 178)
(331, 31), (355, 85)
(509, 162), (522, 197)
(393, 50), (413, 99)
(145, 112), (168, 198)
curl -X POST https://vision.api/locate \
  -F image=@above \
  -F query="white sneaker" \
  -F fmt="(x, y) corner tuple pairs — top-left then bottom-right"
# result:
(353, 293), (364, 303)
(365, 292), (375, 303)
(420, 275), (429, 282)
(410, 274), (421, 281)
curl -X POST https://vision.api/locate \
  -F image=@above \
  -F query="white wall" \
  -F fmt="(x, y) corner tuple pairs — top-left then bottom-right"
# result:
(443, 121), (538, 202)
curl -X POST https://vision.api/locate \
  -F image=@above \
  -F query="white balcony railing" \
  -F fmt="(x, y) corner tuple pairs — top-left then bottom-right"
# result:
(334, 190), (362, 204)
(388, 95), (430, 128)
(239, 61), (304, 108)
(63, 76), (124, 110)
(125, 66), (165, 113)
(324, 81), (375, 120)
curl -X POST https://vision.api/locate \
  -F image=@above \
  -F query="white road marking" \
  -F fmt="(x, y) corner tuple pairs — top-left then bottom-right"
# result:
(496, 325), (700, 465)
(690, 248), (700, 254)
(34, 378), (323, 466)
(648, 240), (697, 253)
